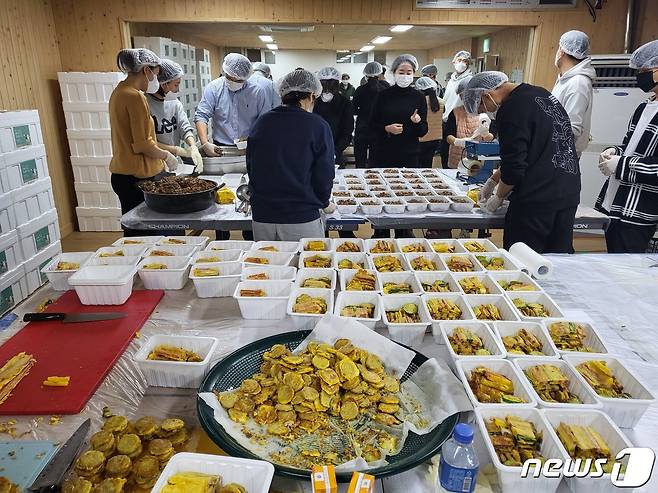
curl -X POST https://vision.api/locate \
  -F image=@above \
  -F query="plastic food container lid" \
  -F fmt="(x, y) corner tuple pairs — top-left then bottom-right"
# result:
(68, 264), (137, 286)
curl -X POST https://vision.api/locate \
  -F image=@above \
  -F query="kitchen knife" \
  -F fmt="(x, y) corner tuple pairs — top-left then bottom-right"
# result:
(28, 418), (91, 491)
(23, 312), (127, 323)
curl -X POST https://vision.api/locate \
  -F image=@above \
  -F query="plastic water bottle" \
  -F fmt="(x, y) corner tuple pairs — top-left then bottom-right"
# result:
(438, 423), (479, 493)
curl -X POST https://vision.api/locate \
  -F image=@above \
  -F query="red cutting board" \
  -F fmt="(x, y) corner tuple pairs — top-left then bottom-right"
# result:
(0, 290), (163, 415)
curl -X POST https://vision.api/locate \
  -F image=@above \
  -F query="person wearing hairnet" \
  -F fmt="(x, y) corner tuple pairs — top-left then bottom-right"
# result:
(247, 70), (335, 241)
(109, 49), (178, 237)
(313, 66), (354, 167)
(416, 76), (444, 168)
(369, 54), (428, 169)
(444, 76), (494, 168)
(353, 61), (389, 168)
(146, 59), (203, 173)
(467, 71), (581, 253)
(194, 53), (270, 154)
(595, 40), (658, 253)
(250, 61), (281, 110)
(339, 73), (355, 101)
(421, 64), (444, 98)
(552, 30), (596, 158)
(443, 51), (473, 122)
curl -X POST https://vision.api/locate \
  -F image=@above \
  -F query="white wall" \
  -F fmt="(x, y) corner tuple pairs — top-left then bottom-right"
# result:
(268, 49), (430, 85)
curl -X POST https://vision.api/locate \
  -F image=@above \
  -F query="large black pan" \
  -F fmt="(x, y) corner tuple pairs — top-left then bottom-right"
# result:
(138, 175), (222, 214)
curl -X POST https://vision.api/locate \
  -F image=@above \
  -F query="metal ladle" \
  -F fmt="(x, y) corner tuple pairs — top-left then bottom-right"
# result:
(235, 174), (251, 215)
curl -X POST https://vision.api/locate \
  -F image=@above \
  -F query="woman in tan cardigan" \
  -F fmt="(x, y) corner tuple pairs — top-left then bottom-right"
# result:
(109, 49), (179, 236)
(416, 76), (444, 168)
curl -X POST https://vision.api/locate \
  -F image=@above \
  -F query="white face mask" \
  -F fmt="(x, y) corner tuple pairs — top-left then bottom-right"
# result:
(321, 92), (334, 103)
(341, 80), (349, 86)
(454, 61), (467, 74)
(395, 74), (413, 88)
(226, 79), (245, 92)
(484, 93), (499, 120)
(164, 90), (179, 101)
(145, 68), (160, 94)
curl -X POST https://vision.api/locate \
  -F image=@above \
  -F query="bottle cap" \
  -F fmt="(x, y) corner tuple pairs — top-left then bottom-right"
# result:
(453, 423), (474, 444)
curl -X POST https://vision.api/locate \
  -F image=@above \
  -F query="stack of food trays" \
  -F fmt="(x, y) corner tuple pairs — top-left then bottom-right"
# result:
(331, 168), (475, 215)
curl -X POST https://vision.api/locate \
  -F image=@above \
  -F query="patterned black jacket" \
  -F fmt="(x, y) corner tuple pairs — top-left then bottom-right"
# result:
(596, 97), (658, 226)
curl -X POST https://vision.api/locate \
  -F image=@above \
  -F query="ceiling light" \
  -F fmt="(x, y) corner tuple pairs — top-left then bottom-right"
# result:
(266, 44), (278, 50)
(360, 45), (375, 52)
(353, 52), (362, 56)
(259, 35), (274, 42)
(390, 25), (413, 33)
(372, 36), (392, 44)
(337, 50), (350, 53)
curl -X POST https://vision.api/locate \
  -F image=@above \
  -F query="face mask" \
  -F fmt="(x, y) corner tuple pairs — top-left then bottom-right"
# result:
(145, 68), (160, 94)
(454, 62), (467, 74)
(637, 70), (658, 93)
(395, 74), (413, 88)
(321, 92), (334, 103)
(484, 93), (499, 120)
(164, 90), (179, 101)
(226, 79), (245, 92)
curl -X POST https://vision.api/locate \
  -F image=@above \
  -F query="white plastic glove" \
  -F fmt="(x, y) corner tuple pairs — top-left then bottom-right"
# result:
(484, 195), (504, 214)
(323, 203), (337, 214)
(201, 141), (220, 157)
(599, 147), (617, 165)
(190, 146), (203, 173)
(453, 138), (467, 148)
(163, 152), (179, 172)
(478, 177), (497, 202)
(599, 155), (620, 177)
(174, 146), (191, 158)
(472, 114), (491, 138)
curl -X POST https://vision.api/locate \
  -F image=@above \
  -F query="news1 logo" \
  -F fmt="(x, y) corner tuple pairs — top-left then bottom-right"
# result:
(520, 447), (655, 488)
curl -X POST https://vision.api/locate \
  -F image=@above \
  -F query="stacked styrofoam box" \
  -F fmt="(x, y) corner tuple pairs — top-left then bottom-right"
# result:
(133, 36), (173, 59)
(58, 72), (125, 231)
(0, 111), (60, 307)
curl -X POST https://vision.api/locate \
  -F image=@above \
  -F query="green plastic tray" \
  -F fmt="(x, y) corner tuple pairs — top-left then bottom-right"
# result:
(197, 330), (459, 482)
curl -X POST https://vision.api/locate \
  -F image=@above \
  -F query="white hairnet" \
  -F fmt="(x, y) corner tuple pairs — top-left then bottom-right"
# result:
(252, 61), (271, 77)
(391, 54), (418, 72)
(462, 71), (508, 114)
(452, 50), (471, 62)
(363, 61), (383, 77)
(630, 40), (658, 69)
(276, 69), (322, 98)
(117, 48), (161, 74)
(421, 64), (438, 76)
(157, 59), (184, 84)
(456, 76), (473, 95)
(559, 30), (591, 60)
(415, 76), (437, 91)
(222, 53), (252, 80)
(317, 66), (341, 81)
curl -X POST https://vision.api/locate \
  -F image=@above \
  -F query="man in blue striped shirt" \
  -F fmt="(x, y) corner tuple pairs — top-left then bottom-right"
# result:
(194, 53), (270, 153)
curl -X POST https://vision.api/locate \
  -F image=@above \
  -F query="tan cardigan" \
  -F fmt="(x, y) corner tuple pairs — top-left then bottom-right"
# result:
(419, 95), (444, 143)
(109, 81), (164, 178)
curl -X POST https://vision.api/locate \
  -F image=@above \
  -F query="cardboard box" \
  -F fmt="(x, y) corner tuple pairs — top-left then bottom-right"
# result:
(311, 465), (337, 493)
(347, 472), (375, 493)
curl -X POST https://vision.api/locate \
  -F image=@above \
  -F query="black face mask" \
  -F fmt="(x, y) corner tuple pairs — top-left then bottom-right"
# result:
(637, 71), (658, 92)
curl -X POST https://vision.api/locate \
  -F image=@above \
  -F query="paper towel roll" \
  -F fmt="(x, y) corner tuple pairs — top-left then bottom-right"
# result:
(508, 242), (554, 279)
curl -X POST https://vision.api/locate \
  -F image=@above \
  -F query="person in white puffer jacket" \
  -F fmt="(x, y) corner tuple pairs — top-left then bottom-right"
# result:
(551, 30), (596, 157)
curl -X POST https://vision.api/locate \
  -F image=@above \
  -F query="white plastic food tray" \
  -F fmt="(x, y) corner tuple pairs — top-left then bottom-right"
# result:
(151, 453), (274, 493)
(205, 240), (254, 251)
(438, 320), (505, 362)
(440, 253), (484, 273)
(473, 251), (523, 272)
(192, 249), (242, 264)
(111, 236), (162, 246)
(157, 235), (208, 248)
(137, 256), (191, 290)
(492, 321), (560, 359)
(404, 252), (446, 272)
(450, 272), (504, 296)
(377, 271), (423, 296)
(233, 280), (292, 320)
(464, 294), (520, 322)
(370, 253), (410, 273)
(428, 239), (467, 254)
(380, 294), (430, 347)
(474, 408), (564, 493)
(507, 292), (564, 321)
(487, 271), (544, 293)
(243, 250), (295, 267)
(339, 269), (382, 293)
(457, 238), (498, 253)
(300, 237), (332, 252)
(332, 237), (365, 253)
(293, 268), (337, 290)
(332, 252), (373, 271)
(144, 245), (198, 258)
(298, 251), (333, 270)
(134, 334), (218, 388)
(563, 354), (656, 428)
(334, 291), (382, 330)
(365, 238), (398, 254)
(41, 252), (93, 291)
(457, 359), (537, 409)
(189, 262), (242, 298)
(395, 238), (432, 254)
(286, 288), (334, 330)
(241, 265), (297, 282)
(542, 319), (609, 356)
(252, 240), (301, 253)
(414, 271), (461, 294)
(95, 245), (147, 258)
(67, 264), (137, 305)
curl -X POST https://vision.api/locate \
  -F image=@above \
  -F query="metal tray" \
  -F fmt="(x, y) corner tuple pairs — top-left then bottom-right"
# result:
(197, 330), (459, 482)
(184, 156), (247, 175)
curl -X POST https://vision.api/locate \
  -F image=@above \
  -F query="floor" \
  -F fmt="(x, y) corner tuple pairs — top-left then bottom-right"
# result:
(60, 227), (607, 253)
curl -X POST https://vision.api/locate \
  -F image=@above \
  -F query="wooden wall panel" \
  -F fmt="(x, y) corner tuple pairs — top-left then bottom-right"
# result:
(428, 38), (472, 61)
(473, 27), (532, 80)
(0, 0), (75, 236)
(635, 0), (658, 47)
